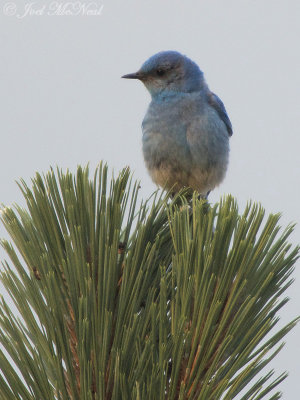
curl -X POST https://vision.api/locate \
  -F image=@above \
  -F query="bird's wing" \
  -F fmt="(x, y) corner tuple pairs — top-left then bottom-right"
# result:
(207, 92), (233, 136)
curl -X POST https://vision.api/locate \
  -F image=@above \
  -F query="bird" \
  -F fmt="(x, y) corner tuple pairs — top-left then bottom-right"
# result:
(122, 50), (232, 197)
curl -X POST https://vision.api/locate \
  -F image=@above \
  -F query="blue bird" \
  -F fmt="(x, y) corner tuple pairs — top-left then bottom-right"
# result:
(122, 51), (232, 197)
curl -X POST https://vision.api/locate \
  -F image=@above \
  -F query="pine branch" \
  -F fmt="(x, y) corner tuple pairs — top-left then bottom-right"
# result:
(0, 163), (298, 399)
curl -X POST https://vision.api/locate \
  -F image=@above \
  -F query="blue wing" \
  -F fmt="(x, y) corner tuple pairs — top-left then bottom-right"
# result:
(207, 92), (233, 137)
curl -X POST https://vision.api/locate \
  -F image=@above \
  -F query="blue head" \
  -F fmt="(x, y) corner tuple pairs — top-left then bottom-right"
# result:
(122, 51), (206, 98)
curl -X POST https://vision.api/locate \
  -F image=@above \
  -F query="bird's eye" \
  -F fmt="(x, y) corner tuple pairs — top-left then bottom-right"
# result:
(156, 69), (165, 77)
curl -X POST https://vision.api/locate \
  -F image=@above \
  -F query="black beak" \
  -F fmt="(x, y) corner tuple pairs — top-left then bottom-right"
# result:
(122, 72), (144, 80)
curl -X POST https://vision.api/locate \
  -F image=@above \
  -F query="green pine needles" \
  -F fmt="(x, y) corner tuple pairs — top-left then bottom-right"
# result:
(0, 164), (298, 400)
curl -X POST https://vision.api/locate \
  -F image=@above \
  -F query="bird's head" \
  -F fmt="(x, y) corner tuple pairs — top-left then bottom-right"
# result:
(122, 51), (205, 98)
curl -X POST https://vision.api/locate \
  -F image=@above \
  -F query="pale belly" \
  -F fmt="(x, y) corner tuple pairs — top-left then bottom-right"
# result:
(142, 130), (228, 195)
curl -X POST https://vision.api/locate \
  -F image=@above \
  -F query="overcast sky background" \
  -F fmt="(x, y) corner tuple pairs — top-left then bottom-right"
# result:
(0, 0), (299, 398)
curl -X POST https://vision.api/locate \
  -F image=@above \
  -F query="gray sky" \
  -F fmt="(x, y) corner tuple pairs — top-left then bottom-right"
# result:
(0, 0), (299, 398)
